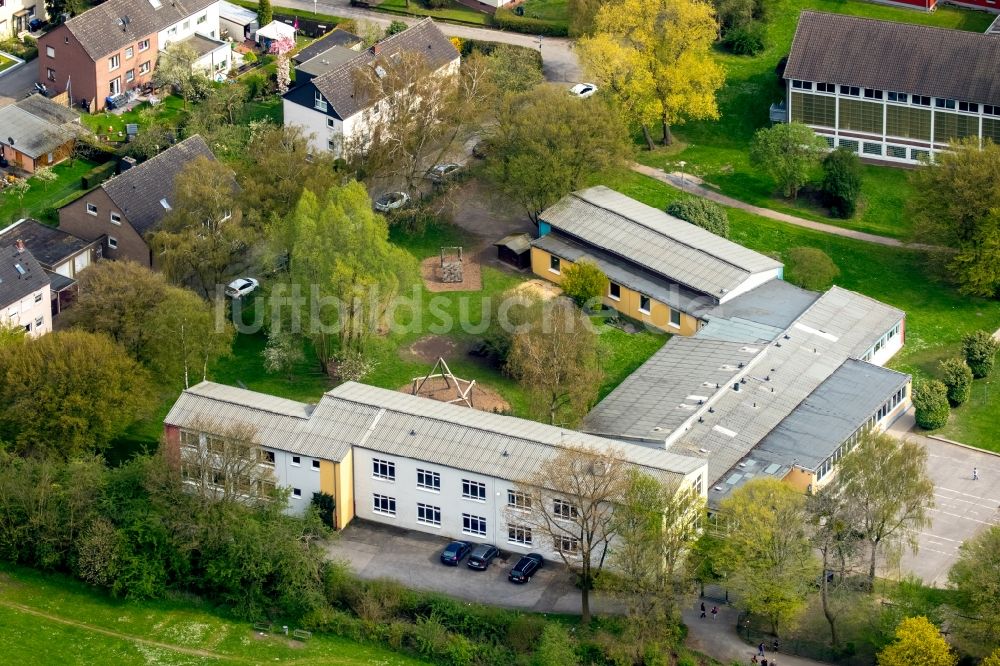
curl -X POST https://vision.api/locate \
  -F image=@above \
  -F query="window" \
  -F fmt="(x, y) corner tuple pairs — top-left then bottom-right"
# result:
(168, 26), (178, 37)
(107, 211), (122, 225)
(959, 101), (979, 113)
(839, 98), (883, 134)
(791, 92), (835, 127)
(138, 39), (150, 51)
(985, 105), (1000, 117)
(139, 61), (150, 75)
(292, 488), (302, 499)
(840, 85), (860, 97)
(109, 77), (121, 95)
(553, 499), (578, 520)
(507, 489), (531, 510)
(373, 494), (396, 516)
(935, 98), (956, 110)
(462, 513), (486, 536)
(462, 479), (486, 501)
(417, 468), (440, 491)
(886, 105), (931, 140)
(34, 292), (43, 303)
(820, 135), (834, 148)
(912, 95), (931, 107)
(816, 82), (835, 93)
(417, 503), (441, 526)
(863, 88), (882, 100)
(887, 91), (907, 103)
(669, 308), (681, 327)
(314, 90), (327, 111)
(183, 20), (190, 30)
(639, 294), (651, 314)
(107, 237), (118, 249)
(554, 535), (579, 555)
(125, 46), (133, 59)
(46, 67), (55, 81)
(262, 450), (275, 466)
(312, 459), (320, 470)
(862, 142), (883, 156)
(109, 54), (120, 71)
(197, 13), (207, 24)
(327, 139), (337, 151)
(608, 282), (621, 300)
(291, 455), (301, 466)
(934, 112), (978, 143)
(549, 255), (560, 274)
(886, 145), (907, 159)
(86, 202), (97, 215)
(508, 525), (532, 545)
(46, 45), (54, 58)
(791, 80), (812, 90)
(326, 117), (335, 129)
(984, 117), (1000, 144)
(126, 69), (134, 83)
(372, 458), (395, 481)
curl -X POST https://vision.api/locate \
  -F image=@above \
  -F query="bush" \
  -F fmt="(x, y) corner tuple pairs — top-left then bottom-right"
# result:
(913, 379), (949, 430)
(961, 329), (999, 378)
(560, 260), (609, 308)
(784, 247), (840, 291)
(80, 161), (117, 189)
(533, 623), (578, 666)
(666, 197), (730, 237)
(386, 19), (409, 35)
(494, 9), (569, 37)
(821, 148), (863, 219)
(241, 51), (258, 65)
(939, 358), (973, 406)
(721, 22), (766, 56)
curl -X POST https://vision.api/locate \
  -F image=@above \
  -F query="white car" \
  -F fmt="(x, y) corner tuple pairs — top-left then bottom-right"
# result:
(374, 191), (410, 212)
(225, 277), (259, 299)
(427, 163), (462, 181)
(569, 83), (598, 99)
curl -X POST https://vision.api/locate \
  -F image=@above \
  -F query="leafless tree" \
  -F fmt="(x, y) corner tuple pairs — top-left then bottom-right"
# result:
(177, 419), (275, 505)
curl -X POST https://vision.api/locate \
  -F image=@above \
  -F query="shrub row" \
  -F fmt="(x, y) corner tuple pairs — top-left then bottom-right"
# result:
(493, 9), (569, 37)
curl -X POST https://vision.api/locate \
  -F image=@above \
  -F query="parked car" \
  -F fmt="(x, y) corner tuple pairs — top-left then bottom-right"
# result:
(508, 553), (544, 583)
(225, 277), (259, 299)
(472, 139), (493, 160)
(467, 544), (501, 571)
(440, 541), (473, 566)
(568, 83), (598, 99)
(427, 163), (461, 181)
(374, 191), (410, 212)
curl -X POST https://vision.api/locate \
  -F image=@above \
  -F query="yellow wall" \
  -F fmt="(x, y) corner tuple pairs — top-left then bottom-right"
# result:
(530, 247), (700, 336)
(782, 466), (817, 494)
(321, 454), (355, 530)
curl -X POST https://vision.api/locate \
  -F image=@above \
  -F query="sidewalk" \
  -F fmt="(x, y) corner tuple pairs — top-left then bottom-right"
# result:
(682, 604), (830, 666)
(630, 163), (940, 251)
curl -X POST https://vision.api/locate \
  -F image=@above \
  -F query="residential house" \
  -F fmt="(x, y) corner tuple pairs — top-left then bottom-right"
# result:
(58, 135), (218, 265)
(37, 0), (229, 112)
(0, 242), (51, 337)
(291, 27), (362, 65)
(0, 95), (80, 173)
(0, 0), (44, 38)
(283, 18), (460, 156)
(0, 218), (102, 315)
(531, 187), (784, 334)
(164, 381), (707, 558)
(784, 11), (1000, 164)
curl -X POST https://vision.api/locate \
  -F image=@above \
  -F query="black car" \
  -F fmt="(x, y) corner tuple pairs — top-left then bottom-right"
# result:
(440, 541), (473, 566)
(508, 553), (544, 583)
(467, 544), (500, 571)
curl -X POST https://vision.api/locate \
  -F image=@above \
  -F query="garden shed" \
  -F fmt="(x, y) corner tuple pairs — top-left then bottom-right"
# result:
(494, 233), (532, 269)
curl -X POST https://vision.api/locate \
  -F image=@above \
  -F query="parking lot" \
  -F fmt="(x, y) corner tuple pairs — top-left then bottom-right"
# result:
(0, 61), (36, 109)
(325, 519), (623, 614)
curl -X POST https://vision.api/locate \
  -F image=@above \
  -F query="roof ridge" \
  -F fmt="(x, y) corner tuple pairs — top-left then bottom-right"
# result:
(184, 382), (312, 419)
(800, 9), (996, 36)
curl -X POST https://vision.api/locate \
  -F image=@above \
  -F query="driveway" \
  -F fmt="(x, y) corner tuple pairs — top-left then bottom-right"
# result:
(325, 519), (624, 614)
(888, 412), (1000, 586)
(0, 61), (37, 108)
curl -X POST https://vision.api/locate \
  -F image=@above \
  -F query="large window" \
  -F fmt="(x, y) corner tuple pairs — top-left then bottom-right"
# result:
(372, 458), (395, 481)
(984, 117), (1000, 145)
(886, 105), (931, 141)
(417, 503), (441, 526)
(373, 494), (396, 516)
(554, 535), (580, 555)
(507, 489), (531, 510)
(791, 92), (835, 128)
(462, 513), (486, 536)
(669, 308), (682, 327)
(553, 499), (578, 520)
(839, 98), (883, 134)
(639, 294), (651, 314)
(108, 54), (120, 71)
(508, 525), (532, 546)
(417, 468), (440, 491)
(934, 111), (979, 143)
(462, 479), (486, 501)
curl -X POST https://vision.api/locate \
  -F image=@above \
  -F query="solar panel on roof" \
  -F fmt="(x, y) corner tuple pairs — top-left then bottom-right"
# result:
(725, 473), (742, 485)
(764, 463), (781, 474)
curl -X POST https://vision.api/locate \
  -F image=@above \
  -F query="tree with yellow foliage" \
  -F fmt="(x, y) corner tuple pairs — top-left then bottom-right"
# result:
(981, 648), (1000, 666)
(877, 616), (957, 666)
(577, 0), (724, 149)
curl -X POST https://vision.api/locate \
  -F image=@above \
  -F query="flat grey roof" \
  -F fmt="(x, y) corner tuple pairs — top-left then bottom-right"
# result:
(0, 106), (73, 159)
(297, 45), (362, 77)
(180, 32), (227, 58)
(703, 279), (820, 330)
(539, 187), (782, 300)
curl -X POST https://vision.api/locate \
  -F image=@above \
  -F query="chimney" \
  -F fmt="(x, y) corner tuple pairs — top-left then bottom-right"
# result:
(15, 239), (25, 253)
(119, 156), (137, 173)
(371, 42), (381, 56)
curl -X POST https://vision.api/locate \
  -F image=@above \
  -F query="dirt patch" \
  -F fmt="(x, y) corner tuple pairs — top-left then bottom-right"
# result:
(445, 179), (533, 245)
(420, 253), (482, 292)
(398, 376), (511, 413)
(511, 279), (562, 301)
(401, 335), (473, 364)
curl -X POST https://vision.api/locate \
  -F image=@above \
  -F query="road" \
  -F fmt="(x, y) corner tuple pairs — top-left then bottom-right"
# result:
(272, 0), (582, 82)
(0, 60), (37, 108)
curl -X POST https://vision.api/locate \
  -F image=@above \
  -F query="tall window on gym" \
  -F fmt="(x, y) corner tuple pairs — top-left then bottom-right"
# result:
(839, 99), (883, 134)
(886, 106), (931, 141)
(791, 93), (835, 128)
(934, 112), (978, 144)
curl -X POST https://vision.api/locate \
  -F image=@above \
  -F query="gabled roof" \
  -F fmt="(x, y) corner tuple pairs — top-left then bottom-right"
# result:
(99, 135), (218, 236)
(293, 28), (363, 64)
(16, 94), (80, 126)
(538, 187), (782, 300)
(62, 0), (218, 61)
(0, 245), (49, 307)
(307, 18), (459, 120)
(0, 106), (74, 159)
(0, 219), (96, 269)
(785, 11), (1000, 106)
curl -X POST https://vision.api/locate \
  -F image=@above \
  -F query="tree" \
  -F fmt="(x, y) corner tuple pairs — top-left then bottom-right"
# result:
(45, 0), (88, 18)
(278, 182), (417, 371)
(835, 431), (934, 591)
(939, 358), (973, 406)
(560, 260), (609, 309)
(913, 379), (950, 430)
(486, 85), (630, 224)
(152, 43), (211, 108)
(483, 44), (543, 96)
(962, 330), (999, 379)
(0, 321), (25, 349)
(147, 156), (248, 298)
(178, 419), (275, 505)
(385, 20), (408, 36)
(263, 330), (305, 380)
(509, 445), (630, 624)
(822, 148), (863, 219)
(785, 247), (840, 291)
(33, 165), (58, 192)
(268, 35), (295, 94)
(666, 197), (729, 237)
(0, 330), (152, 458)
(533, 624), (579, 666)
(506, 297), (603, 426)
(984, 650), (1000, 666)
(716, 477), (818, 637)
(568, 0), (603, 36)
(948, 526), (1000, 648)
(577, 0), (725, 148)
(147, 287), (235, 389)
(257, 0), (272, 27)
(750, 122), (828, 199)
(909, 138), (1000, 297)
(877, 616), (957, 666)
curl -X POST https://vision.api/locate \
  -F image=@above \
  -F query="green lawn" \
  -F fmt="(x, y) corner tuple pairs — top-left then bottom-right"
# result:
(375, 0), (493, 26)
(228, 0), (348, 28)
(0, 564), (429, 666)
(0, 158), (101, 227)
(607, 169), (1000, 451)
(520, 0), (568, 23)
(636, 0), (994, 240)
(0, 52), (16, 73)
(81, 95), (187, 143)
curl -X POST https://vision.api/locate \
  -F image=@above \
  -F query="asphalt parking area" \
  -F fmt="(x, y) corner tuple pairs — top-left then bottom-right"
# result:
(325, 519), (622, 614)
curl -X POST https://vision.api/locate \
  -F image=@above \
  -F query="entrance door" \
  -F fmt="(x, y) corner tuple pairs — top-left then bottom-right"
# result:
(109, 77), (121, 95)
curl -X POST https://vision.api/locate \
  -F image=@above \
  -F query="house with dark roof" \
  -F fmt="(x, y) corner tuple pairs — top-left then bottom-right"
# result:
(1, 0), (45, 38)
(783, 11), (1000, 164)
(0, 219), (102, 315)
(0, 243), (51, 338)
(57, 135), (219, 266)
(282, 18), (460, 156)
(0, 95), (80, 174)
(37, 0), (229, 112)
(531, 187), (784, 334)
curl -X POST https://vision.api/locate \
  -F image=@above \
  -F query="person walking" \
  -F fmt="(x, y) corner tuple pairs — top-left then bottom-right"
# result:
(700, 602), (706, 619)
(711, 605), (718, 620)
(751, 655), (759, 665)
(758, 642), (765, 657)
(973, 467), (979, 481)
(761, 659), (768, 666)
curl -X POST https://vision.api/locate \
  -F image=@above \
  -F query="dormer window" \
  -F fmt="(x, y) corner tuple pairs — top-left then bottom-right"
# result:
(160, 198), (171, 210)
(314, 89), (327, 111)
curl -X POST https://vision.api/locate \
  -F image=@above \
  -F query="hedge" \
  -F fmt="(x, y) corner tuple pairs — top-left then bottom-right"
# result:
(80, 161), (118, 190)
(493, 9), (569, 37)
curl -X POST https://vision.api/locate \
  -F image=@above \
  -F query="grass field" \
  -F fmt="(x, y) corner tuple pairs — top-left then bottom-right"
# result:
(82, 96), (188, 141)
(0, 158), (102, 227)
(636, 0), (994, 240)
(520, 0), (568, 23)
(0, 564), (429, 666)
(0, 52), (16, 73)
(375, 0), (493, 26)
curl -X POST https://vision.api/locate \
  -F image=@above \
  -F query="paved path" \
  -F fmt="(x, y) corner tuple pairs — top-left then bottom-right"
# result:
(0, 60), (37, 108)
(273, 0), (582, 81)
(683, 604), (828, 666)
(631, 163), (941, 251)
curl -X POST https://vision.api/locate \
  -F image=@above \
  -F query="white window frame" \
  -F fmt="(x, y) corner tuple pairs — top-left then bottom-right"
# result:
(125, 46), (134, 59)
(291, 455), (301, 466)
(608, 282), (621, 301)
(46, 45), (54, 58)
(312, 459), (320, 470)
(417, 503), (441, 527)
(669, 308), (681, 328)
(373, 493), (396, 517)
(508, 524), (532, 546)
(86, 202), (97, 216)
(554, 534), (580, 555)
(107, 237), (118, 249)
(416, 468), (441, 492)
(462, 479), (486, 502)
(108, 54), (120, 71)
(549, 255), (561, 275)
(372, 458), (395, 481)
(138, 39), (150, 51)
(553, 498), (578, 521)
(139, 61), (151, 75)
(33, 292), (43, 303)
(638, 294), (651, 315)
(507, 489), (531, 511)
(292, 487), (302, 499)
(314, 89), (327, 112)
(462, 513), (486, 536)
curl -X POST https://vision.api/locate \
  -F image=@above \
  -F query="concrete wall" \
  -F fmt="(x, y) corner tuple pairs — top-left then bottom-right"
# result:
(0, 281), (51, 338)
(58, 188), (150, 266)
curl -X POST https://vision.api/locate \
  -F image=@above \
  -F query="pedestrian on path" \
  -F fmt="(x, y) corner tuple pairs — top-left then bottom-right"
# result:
(758, 642), (765, 656)
(761, 659), (768, 666)
(973, 467), (979, 481)
(751, 655), (758, 664)
(700, 602), (706, 619)
(711, 605), (718, 620)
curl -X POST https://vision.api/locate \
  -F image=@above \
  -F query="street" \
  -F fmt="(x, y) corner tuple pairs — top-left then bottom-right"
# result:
(0, 60), (37, 108)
